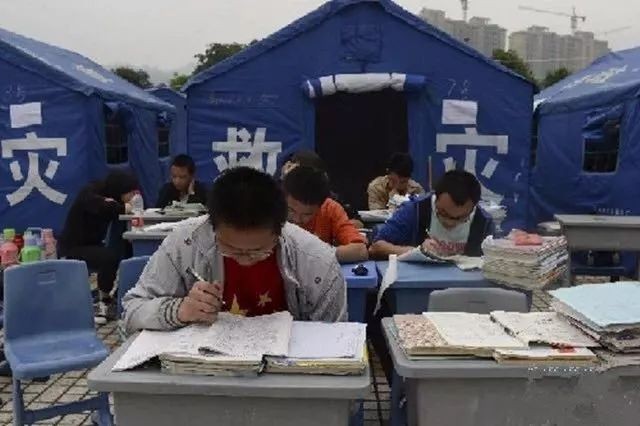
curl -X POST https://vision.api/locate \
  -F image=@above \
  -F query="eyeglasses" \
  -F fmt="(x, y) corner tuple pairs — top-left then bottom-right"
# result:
(215, 236), (277, 262)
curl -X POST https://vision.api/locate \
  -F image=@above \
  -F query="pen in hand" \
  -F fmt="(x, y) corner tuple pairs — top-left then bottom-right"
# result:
(185, 267), (226, 307)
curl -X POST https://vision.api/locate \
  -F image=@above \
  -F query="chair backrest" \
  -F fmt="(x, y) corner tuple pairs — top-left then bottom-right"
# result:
(427, 288), (529, 314)
(4, 260), (94, 341)
(117, 256), (151, 317)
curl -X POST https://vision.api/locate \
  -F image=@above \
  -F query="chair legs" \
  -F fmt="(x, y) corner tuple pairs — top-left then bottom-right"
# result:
(11, 379), (24, 426)
(12, 377), (112, 426)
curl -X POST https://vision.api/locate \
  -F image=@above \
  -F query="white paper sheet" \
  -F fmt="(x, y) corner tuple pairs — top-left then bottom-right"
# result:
(424, 312), (526, 349)
(490, 311), (598, 347)
(397, 247), (483, 270)
(10, 102), (42, 128)
(199, 311), (293, 357)
(375, 254), (398, 314)
(286, 322), (366, 359)
(442, 99), (477, 125)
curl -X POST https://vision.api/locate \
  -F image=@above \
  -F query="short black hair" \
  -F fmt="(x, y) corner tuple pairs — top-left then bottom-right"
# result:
(434, 170), (481, 206)
(388, 152), (413, 177)
(208, 167), (287, 234)
(288, 150), (327, 172)
(283, 165), (330, 206)
(171, 154), (196, 175)
(102, 170), (138, 199)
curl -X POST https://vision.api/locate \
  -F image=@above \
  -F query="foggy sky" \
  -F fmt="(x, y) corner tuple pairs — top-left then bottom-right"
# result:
(0, 0), (636, 71)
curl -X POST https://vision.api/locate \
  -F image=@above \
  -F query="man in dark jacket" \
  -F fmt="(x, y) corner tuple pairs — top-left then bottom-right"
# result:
(59, 170), (138, 323)
(369, 170), (492, 259)
(156, 154), (208, 208)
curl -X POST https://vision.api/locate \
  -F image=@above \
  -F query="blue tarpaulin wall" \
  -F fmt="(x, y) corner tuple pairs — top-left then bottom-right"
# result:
(148, 87), (188, 181)
(531, 47), (640, 226)
(0, 27), (174, 234)
(185, 0), (534, 230)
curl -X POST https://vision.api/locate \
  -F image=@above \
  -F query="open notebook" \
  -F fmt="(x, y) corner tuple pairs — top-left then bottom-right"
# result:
(114, 312), (367, 377)
(397, 247), (483, 271)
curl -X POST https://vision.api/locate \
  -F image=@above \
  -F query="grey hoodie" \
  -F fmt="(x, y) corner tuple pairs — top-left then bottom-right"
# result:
(122, 216), (347, 334)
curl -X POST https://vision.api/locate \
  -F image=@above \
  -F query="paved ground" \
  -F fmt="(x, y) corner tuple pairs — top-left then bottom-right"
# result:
(0, 289), (555, 425)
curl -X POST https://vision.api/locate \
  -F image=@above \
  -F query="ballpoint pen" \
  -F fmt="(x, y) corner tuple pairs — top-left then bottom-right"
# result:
(185, 267), (226, 306)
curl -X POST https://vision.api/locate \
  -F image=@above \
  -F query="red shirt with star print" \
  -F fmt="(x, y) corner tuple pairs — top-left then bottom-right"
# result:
(222, 253), (287, 316)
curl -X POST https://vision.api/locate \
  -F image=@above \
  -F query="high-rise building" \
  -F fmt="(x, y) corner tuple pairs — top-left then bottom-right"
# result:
(419, 8), (506, 57)
(508, 26), (610, 80)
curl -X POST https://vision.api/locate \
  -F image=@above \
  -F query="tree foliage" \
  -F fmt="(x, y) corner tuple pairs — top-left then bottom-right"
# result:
(193, 42), (247, 74)
(492, 49), (537, 86)
(169, 73), (190, 91)
(542, 67), (571, 88)
(112, 66), (152, 89)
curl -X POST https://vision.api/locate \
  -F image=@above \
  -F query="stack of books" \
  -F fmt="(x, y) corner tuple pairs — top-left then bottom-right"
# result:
(393, 311), (599, 365)
(481, 233), (568, 290)
(550, 282), (640, 354)
(113, 311), (367, 377)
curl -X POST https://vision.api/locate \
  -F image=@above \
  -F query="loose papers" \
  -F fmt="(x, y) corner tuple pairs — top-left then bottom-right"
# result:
(490, 311), (598, 347)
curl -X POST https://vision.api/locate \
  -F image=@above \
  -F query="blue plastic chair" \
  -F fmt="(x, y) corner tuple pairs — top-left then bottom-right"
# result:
(117, 256), (151, 318)
(4, 260), (113, 425)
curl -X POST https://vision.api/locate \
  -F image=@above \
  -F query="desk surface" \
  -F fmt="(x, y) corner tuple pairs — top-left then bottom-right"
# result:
(119, 209), (203, 222)
(123, 231), (170, 241)
(376, 261), (487, 289)
(381, 318), (637, 380)
(89, 337), (370, 399)
(341, 261), (378, 289)
(555, 214), (640, 229)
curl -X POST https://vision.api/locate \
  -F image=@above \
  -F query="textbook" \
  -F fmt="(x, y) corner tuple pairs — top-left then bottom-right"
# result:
(397, 247), (483, 271)
(114, 312), (367, 376)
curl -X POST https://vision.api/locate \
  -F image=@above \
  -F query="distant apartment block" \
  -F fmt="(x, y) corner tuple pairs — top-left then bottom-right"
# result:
(509, 26), (610, 80)
(419, 8), (506, 57)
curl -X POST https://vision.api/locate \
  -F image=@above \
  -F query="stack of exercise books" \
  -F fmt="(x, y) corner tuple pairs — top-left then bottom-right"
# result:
(393, 311), (599, 365)
(113, 311), (367, 377)
(481, 231), (568, 290)
(550, 282), (640, 354)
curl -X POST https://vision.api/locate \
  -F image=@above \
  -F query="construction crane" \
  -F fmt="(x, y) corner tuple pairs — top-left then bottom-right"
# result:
(519, 5), (586, 34)
(597, 26), (631, 36)
(460, 0), (469, 22)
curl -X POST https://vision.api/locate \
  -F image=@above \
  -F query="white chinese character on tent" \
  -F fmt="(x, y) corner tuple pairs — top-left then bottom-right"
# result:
(437, 100), (509, 205)
(212, 127), (282, 175)
(1, 132), (68, 206)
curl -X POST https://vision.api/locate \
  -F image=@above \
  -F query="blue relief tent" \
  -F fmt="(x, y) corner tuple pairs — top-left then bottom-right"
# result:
(0, 27), (175, 234)
(147, 86), (188, 180)
(184, 0), (534, 229)
(531, 47), (640, 225)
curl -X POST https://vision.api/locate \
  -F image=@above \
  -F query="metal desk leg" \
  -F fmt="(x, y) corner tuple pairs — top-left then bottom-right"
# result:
(390, 369), (407, 426)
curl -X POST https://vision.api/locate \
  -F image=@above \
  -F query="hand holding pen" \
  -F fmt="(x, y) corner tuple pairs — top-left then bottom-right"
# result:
(177, 267), (225, 325)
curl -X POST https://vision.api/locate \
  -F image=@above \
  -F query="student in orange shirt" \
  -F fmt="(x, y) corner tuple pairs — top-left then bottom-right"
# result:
(283, 166), (368, 263)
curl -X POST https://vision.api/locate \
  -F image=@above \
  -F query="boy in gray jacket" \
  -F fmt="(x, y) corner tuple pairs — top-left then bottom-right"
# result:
(123, 167), (347, 334)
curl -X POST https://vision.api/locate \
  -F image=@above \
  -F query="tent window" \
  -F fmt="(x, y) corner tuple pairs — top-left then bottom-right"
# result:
(158, 125), (170, 158)
(583, 118), (621, 173)
(105, 112), (128, 164)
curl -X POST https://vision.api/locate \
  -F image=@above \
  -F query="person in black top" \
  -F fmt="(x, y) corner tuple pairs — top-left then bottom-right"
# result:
(59, 170), (138, 322)
(156, 154), (208, 208)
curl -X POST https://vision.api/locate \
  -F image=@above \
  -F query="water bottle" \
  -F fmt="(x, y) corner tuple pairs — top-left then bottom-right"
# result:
(42, 228), (57, 260)
(130, 191), (145, 232)
(0, 229), (18, 267)
(20, 235), (41, 264)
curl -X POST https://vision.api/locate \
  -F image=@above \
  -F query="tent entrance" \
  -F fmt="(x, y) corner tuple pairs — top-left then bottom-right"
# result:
(314, 89), (409, 211)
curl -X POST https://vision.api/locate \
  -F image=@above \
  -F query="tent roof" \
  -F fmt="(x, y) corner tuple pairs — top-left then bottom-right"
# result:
(535, 47), (640, 114)
(184, 0), (531, 90)
(0, 27), (174, 112)
(148, 86), (186, 101)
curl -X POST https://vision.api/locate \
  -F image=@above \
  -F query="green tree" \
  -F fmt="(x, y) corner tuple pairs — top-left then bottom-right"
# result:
(112, 66), (152, 89)
(542, 67), (571, 88)
(492, 49), (537, 87)
(193, 42), (246, 74)
(169, 73), (190, 91)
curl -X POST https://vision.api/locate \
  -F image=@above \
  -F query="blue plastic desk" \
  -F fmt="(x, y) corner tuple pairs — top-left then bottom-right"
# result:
(341, 261), (378, 323)
(375, 261), (532, 314)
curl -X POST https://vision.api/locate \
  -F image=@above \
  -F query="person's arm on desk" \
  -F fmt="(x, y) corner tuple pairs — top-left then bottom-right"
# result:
(122, 230), (213, 334)
(368, 202), (418, 259)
